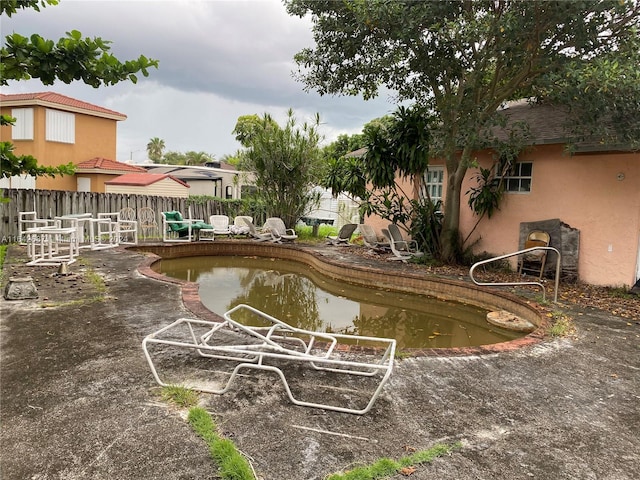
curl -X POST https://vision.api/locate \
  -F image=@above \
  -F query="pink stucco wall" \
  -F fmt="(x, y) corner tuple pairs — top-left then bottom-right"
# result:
(458, 146), (639, 287)
(365, 145), (640, 287)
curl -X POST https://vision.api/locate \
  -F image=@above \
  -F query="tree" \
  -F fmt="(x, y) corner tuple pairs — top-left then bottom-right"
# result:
(321, 105), (442, 255)
(233, 109), (324, 227)
(146, 137), (165, 163)
(286, 0), (640, 262)
(184, 151), (214, 166)
(1, 0), (158, 178)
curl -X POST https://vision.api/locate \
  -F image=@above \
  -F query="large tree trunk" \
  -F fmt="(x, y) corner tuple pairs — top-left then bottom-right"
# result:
(440, 150), (470, 263)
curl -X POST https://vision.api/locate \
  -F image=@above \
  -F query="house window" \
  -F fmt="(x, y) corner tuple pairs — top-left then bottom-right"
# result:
(46, 109), (75, 143)
(11, 108), (34, 140)
(421, 167), (444, 203)
(504, 162), (532, 193)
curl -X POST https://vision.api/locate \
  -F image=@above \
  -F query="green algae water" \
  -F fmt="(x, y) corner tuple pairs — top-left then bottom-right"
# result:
(155, 255), (524, 349)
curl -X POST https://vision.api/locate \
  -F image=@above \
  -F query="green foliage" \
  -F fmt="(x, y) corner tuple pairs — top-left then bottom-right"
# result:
(408, 197), (443, 259)
(466, 165), (504, 219)
(321, 133), (365, 162)
(188, 407), (255, 480)
(1, 28), (158, 87)
(324, 105), (439, 256)
(321, 155), (367, 200)
(234, 108), (324, 228)
(0, 245), (7, 278)
(1, 0), (58, 17)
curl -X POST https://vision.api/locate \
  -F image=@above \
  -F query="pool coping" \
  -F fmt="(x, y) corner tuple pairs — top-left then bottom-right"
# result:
(132, 241), (550, 356)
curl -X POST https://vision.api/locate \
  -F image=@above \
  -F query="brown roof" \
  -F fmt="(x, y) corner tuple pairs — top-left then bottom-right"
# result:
(496, 101), (569, 145)
(76, 158), (147, 173)
(0, 92), (126, 120)
(105, 173), (190, 188)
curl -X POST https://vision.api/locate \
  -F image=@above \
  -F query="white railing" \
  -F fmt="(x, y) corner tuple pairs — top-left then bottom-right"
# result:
(469, 246), (562, 303)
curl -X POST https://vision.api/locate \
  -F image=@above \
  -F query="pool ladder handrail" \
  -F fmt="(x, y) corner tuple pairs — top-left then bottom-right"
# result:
(469, 246), (562, 303)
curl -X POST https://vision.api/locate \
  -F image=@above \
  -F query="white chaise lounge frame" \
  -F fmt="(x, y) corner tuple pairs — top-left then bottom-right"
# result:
(142, 304), (396, 415)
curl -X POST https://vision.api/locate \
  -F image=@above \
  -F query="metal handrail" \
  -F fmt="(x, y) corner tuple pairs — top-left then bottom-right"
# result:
(469, 246), (562, 303)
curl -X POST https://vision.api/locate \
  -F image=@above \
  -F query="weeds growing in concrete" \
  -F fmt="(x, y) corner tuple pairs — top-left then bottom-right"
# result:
(325, 442), (461, 480)
(161, 385), (199, 408)
(548, 311), (575, 337)
(188, 407), (255, 480)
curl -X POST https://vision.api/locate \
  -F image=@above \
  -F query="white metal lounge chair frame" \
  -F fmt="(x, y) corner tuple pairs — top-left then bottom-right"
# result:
(142, 304), (396, 415)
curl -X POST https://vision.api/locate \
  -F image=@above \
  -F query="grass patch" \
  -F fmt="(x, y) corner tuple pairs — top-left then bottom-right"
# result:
(394, 349), (412, 360)
(547, 311), (575, 337)
(295, 224), (338, 243)
(84, 268), (107, 295)
(0, 244), (7, 283)
(160, 385), (200, 408)
(188, 407), (255, 480)
(326, 442), (461, 480)
(607, 286), (635, 299)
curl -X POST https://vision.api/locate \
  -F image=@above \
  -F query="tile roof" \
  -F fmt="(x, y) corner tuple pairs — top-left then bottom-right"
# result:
(0, 92), (126, 120)
(76, 158), (147, 173)
(105, 173), (190, 188)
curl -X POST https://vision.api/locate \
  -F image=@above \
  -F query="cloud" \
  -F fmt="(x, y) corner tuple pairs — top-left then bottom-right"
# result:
(2, 0), (396, 161)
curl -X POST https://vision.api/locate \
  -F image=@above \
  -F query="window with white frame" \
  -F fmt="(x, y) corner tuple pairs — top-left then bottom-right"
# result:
(46, 109), (75, 143)
(504, 161), (532, 193)
(11, 108), (34, 140)
(421, 167), (444, 203)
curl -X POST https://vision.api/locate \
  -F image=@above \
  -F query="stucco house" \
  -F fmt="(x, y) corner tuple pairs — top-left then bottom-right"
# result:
(0, 92), (127, 191)
(365, 102), (640, 288)
(105, 173), (190, 198)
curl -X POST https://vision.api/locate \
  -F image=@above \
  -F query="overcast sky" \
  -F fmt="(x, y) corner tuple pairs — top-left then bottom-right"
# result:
(1, 0), (396, 163)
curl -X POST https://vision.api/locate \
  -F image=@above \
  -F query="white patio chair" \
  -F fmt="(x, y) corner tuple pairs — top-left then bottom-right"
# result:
(209, 215), (232, 236)
(264, 217), (298, 242)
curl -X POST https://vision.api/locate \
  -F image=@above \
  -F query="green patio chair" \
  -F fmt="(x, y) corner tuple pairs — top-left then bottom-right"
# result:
(161, 211), (212, 242)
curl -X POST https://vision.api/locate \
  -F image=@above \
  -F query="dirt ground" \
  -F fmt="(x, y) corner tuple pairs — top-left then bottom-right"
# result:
(1, 244), (639, 480)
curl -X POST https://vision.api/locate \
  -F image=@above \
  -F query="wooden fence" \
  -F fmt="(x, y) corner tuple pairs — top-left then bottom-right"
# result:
(0, 189), (262, 243)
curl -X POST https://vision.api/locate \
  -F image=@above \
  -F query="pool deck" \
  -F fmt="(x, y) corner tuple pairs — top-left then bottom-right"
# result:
(1, 243), (639, 480)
